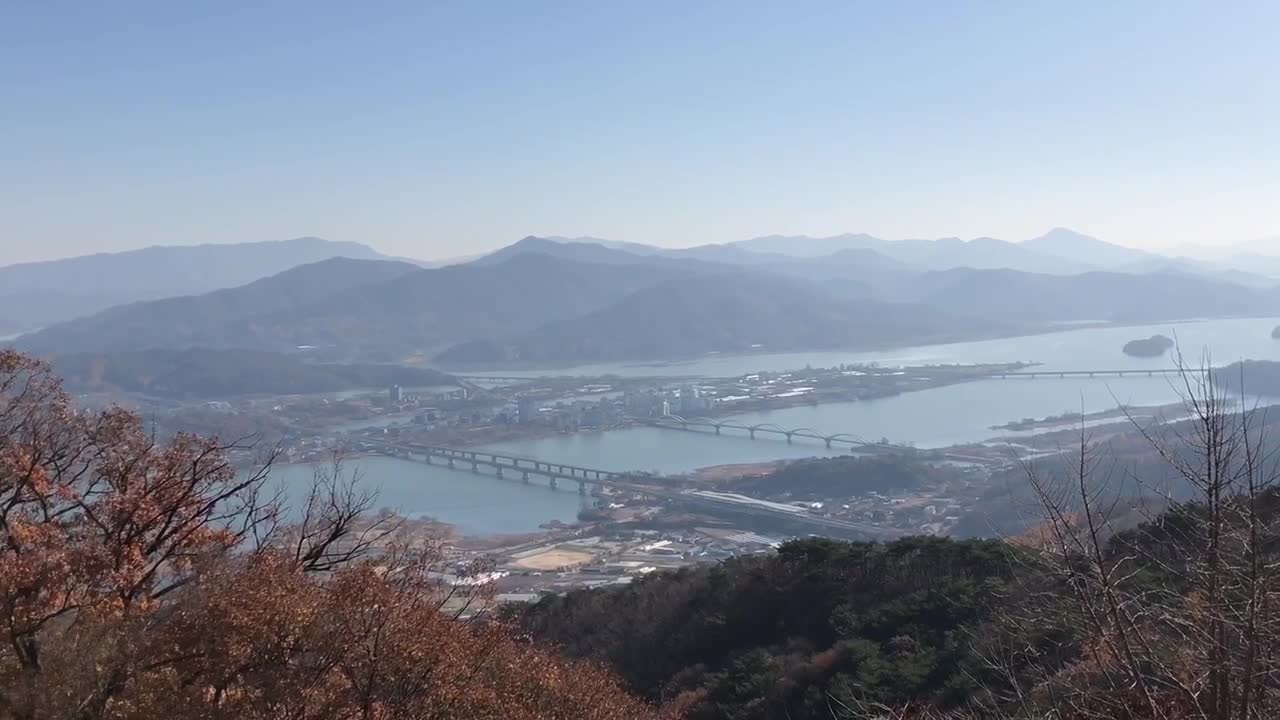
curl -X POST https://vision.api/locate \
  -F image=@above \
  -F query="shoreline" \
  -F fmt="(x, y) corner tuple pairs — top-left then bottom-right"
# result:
(420, 364), (1028, 450)
(988, 401), (1189, 433)
(429, 315), (1275, 375)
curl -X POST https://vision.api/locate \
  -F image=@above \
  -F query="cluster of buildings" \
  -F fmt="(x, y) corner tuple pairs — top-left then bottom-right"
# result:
(622, 384), (715, 417)
(388, 383), (469, 408)
(514, 393), (624, 430)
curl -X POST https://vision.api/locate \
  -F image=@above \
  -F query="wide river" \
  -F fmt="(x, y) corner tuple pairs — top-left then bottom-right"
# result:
(281, 317), (1280, 534)
(262, 457), (594, 535)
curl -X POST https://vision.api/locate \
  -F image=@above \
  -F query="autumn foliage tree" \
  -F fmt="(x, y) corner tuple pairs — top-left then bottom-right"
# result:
(0, 350), (665, 719)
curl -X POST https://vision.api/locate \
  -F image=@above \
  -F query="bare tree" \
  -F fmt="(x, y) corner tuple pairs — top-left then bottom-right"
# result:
(987, 353), (1280, 719)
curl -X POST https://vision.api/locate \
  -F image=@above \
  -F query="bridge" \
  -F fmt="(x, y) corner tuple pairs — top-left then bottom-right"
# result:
(991, 368), (1182, 379)
(368, 440), (903, 539)
(636, 415), (908, 451)
(385, 442), (637, 493)
(452, 374), (721, 385)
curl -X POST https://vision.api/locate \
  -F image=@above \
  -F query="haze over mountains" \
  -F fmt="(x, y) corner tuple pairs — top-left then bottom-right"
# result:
(7, 228), (1280, 368)
(0, 237), (403, 337)
(435, 272), (1002, 365)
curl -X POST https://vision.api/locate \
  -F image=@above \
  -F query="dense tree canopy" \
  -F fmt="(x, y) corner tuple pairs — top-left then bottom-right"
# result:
(725, 454), (942, 498)
(518, 536), (1015, 719)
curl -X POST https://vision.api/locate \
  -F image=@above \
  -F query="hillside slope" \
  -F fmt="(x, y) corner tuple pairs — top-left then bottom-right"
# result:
(518, 537), (1013, 717)
(50, 348), (456, 399)
(0, 237), (396, 335)
(21, 253), (701, 360)
(19, 257), (422, 354)
(435, 272), (1008, 365)
(912, 268), (1272, 323)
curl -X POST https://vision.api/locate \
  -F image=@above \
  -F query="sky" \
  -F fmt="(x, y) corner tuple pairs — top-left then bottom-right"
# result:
(2, 1), (1278, 265)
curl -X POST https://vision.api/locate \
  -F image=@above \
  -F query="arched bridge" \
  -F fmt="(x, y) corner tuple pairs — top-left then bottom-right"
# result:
(639, 415), (905, 451)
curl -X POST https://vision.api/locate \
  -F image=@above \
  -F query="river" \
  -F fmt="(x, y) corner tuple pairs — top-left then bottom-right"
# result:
(300, 317), (1280, 533)
(478, 316), (1280, 461)
(463, 316), (1280, 378)
(262, 457), (591, 535)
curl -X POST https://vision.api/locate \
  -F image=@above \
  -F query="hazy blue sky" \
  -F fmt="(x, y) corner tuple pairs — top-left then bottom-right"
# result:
(2, 1), (1278, 264)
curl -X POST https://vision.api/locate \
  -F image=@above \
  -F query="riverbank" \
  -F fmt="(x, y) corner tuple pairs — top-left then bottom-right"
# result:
(687, 460), (789, 484)
(989, 401), (1188, 432)
(445, 316), (1280, 380)
(401, 362), (1029, 451)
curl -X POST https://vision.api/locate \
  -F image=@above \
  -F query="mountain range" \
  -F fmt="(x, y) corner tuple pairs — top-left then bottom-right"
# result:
(7, 228), (1280, 368)
(732, 227), (1219, 275)
(434, 271), (1010, 365)
(17, 252), (703, 360)
(0, 237), (406, 337)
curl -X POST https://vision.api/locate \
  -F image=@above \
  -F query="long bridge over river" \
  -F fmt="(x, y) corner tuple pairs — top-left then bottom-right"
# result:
(452, 374), (724, 384)
(994, 368), (1183, 379)
(635, 415), (905, 450)
(367, 440), (903, 539)
(634, 416), (1001, 467)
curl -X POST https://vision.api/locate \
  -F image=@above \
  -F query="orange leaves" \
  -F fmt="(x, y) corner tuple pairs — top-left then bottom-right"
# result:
(0, 350), (668, 720)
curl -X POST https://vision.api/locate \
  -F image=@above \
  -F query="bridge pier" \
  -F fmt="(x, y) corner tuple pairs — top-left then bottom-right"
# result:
(447, 458), (455, 469)
(549, 477), (558, 489)
(578, 480), (586, 495)
(423, 454), (431, 464)
(785, 433), (793, 444)
(522, 471), (530, 484)
(824, 439), (832, 449)
(748, 429), (756, 439)
(471, 461), (478, 474)
(714, 426), (721, 435)
(496, 467), (504, 479)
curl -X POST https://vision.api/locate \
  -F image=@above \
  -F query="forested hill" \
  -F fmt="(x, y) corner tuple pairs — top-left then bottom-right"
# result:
(434, 272), (1008, 365)
(18, 257), (422, 354)
(17, 253), (699, 358)
(517, 537), (1015, 719)
(0, 237), (395, 337)
(49, 348), (455, 399)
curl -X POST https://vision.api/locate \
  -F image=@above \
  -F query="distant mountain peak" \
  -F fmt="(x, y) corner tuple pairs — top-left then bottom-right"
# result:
(1021, 227), (1151, 268)
(512, 235), (561, 247)
(1030, 227), (1104, 243)
(536, 234), (613, 244)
